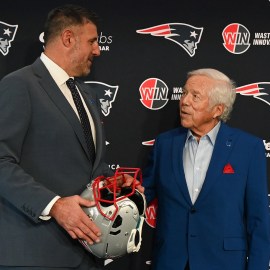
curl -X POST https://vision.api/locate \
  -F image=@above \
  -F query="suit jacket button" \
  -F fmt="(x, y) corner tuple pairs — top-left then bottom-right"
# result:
(190, 207), (196, 213)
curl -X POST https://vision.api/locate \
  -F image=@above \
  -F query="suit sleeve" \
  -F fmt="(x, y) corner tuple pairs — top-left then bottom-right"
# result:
(0, 75), (57, 223)
(245, 139), (270, 269)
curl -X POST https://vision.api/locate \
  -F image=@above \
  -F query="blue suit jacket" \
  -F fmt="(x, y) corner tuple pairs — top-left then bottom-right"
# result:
(143, 123), (270, 270)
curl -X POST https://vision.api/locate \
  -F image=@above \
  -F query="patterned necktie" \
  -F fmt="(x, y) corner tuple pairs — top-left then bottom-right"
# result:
(66, 78), (95, 164)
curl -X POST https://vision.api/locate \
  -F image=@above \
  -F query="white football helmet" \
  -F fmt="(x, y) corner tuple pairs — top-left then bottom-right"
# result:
(79, 167), (146, 259)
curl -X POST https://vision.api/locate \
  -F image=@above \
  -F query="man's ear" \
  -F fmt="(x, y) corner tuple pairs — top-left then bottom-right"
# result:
(213, 103), (225, 119)
(61, 29), (74, 47)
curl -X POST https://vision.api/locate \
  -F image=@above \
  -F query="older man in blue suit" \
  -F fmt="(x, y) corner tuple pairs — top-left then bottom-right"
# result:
(142, 68), (270, 270)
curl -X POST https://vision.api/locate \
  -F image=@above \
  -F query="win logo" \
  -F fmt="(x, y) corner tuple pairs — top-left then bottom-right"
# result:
(222, 23), (250, 54)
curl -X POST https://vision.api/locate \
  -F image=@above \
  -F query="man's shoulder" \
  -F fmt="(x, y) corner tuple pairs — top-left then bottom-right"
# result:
(222, 123), (263, 144)
(1, 58), (40, 82)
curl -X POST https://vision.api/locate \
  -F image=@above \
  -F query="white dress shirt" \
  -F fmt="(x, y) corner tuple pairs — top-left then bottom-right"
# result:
(39, 53), (96, 218)
(183, 122), (221, 204)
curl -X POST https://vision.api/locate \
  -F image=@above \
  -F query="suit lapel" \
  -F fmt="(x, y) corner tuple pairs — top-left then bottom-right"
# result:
(195, 123), (236, 205)
(32, 59), (90, 160)
(172, 129), (192, 205)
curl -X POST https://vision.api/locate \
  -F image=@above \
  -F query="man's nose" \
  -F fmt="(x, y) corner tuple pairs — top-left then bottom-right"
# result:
(93, 43), (100, 56)
(181, 94), (190, 105)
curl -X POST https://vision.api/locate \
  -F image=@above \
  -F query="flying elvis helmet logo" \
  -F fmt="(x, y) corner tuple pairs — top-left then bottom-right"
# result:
(236, 82), (270, 106)
(136, 23), (203, 57)
(0, 21), (18, 56)
(84, 81), (118, 116)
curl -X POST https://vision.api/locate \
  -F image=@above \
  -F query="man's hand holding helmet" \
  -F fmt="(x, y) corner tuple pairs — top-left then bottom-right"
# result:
(49, 195), (101, 245)
(49, 167), (146, 259)
(105, 168), (145, 194)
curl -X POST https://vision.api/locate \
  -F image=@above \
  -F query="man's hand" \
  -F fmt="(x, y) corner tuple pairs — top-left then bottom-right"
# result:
(106, 173), (145, 193)
(121, 174), (145, 193)
(50, 196), (101, 245)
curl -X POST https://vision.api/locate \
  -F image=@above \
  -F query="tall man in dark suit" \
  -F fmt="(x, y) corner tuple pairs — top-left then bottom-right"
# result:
(0, 4), (114, 270)
(142, 68), (270, 270)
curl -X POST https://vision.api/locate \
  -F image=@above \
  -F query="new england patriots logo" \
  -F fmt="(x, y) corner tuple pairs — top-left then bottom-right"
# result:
(0, 21), (18, 56)
(136, 23), (203, 57)
(84, 81), (118, 116)
(236, 82), (270, 106)
(142, 139), (155, 146)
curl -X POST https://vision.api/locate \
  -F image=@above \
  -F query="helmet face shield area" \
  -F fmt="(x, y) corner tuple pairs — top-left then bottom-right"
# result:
(93, 167), (144, 220)
(79, 167), (146, 259)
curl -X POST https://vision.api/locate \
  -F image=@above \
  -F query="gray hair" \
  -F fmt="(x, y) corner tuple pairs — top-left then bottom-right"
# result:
(187, 68), (236, 122)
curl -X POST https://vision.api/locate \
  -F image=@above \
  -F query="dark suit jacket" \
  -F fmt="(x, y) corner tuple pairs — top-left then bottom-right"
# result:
(0, 58), (113, 267)
(143, 123), (270, 270)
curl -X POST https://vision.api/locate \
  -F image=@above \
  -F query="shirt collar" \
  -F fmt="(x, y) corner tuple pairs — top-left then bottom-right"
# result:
(185, 121), (221, 145)
(40, 52), (70, 87)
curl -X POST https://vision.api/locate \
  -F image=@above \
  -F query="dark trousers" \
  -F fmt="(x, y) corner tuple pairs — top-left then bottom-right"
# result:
(0, 254), (102, 270)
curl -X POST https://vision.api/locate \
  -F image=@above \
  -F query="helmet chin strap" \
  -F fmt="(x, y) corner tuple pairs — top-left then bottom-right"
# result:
(127, 215), (145, 253)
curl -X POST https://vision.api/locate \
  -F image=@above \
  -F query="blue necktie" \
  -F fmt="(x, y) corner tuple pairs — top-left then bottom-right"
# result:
(66, 78), (95, 164)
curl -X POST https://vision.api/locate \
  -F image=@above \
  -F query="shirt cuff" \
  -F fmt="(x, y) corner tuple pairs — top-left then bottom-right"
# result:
(39, 195), (61, 221)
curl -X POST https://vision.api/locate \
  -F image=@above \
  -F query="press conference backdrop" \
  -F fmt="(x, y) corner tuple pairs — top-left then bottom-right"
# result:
(1, 0), (270, 269)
